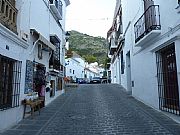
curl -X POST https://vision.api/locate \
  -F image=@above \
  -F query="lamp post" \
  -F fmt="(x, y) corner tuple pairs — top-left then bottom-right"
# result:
(65, 31), (70, 42)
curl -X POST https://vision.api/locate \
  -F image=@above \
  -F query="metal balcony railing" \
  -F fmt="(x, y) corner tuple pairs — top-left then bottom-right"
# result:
(134, 5), (161, 43)
(49, 57), (60, 71)
(0, 0), (17, 34)
(109, 37), (117, 55)
(115, 24), (122, 42)
(49, 0), (62, 20)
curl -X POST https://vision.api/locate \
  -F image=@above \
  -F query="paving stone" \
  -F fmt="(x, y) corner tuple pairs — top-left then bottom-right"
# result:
(1, 84), (180, 135)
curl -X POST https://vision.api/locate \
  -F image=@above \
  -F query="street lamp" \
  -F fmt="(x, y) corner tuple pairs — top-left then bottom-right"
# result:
(65, 31), (70, 42)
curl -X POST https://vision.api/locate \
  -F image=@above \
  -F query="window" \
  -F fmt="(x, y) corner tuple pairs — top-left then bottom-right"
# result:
(0, 55), (22, 110)
(70, 69), (71, 73)
(73, 70), (74, 74)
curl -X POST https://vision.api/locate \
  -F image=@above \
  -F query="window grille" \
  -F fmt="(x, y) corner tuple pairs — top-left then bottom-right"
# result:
(0, 55), (22, 111)
(156, 43), (180, 115)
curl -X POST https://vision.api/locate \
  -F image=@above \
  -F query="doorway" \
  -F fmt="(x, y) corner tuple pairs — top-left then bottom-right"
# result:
(156, 43), (179, 115)
(50, 80), (55, 97)
(126, 51), (132, 94)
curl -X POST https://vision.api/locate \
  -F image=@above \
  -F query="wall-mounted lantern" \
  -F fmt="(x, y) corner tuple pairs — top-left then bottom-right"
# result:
(65, 31), (70, 42)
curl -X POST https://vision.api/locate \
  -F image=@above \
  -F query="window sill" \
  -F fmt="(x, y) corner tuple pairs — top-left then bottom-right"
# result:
(175, 5), (180, 13)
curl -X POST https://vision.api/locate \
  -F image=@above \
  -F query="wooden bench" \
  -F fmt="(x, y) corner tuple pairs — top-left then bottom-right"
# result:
(22, 99), (42, 119)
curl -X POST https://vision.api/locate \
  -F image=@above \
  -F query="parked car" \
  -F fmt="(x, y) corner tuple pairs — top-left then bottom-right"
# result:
(101, 77), (108, 83)
(77, 78), (86, 84)
(90, 77), (101, 84)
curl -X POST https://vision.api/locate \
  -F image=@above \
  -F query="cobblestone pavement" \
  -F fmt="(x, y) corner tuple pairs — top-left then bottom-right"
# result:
(1, 84), (180, 135)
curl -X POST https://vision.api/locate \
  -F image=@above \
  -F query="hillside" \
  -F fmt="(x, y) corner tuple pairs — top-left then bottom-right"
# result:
(68, 30), (108, 65)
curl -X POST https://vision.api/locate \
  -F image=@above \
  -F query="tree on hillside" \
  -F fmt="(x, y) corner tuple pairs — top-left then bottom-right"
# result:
(83, 55), (97, 63)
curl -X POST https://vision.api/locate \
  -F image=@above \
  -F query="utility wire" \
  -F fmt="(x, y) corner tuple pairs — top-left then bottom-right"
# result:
(66, 17), (113, 21)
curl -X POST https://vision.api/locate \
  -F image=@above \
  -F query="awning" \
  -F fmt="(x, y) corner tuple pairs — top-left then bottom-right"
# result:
(30, 29), (56, 51)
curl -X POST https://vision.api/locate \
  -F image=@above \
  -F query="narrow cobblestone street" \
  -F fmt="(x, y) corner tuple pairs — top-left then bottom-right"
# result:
(1, 84), (180, 135)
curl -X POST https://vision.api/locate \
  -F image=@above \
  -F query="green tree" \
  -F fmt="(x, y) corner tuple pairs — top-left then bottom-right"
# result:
(104, 57), (111, 69)
(84, 55), (97, 63)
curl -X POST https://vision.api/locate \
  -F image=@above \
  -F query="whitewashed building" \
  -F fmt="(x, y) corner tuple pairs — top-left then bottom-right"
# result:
(0, 0), (70, 131)
(65, 51), (85, 82)
(84, 68), (98, 82)
(85, 63), (101, 82)
(108, 0), (180, 118)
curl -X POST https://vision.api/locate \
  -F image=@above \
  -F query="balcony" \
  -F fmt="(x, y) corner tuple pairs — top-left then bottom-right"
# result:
(49, 35), (61, 72)
(134, 5), (161, 47)
(116, 24), (123, 41)
(49, 0), (63, 20)
(0, 0), (17, 34)
(109, 37), (117, 55)
(49, 58), (61, 73)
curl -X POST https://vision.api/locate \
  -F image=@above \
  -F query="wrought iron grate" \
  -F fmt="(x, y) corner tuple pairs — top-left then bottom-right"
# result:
(156, 43), (180, 115)
(0, 55), (22, 111)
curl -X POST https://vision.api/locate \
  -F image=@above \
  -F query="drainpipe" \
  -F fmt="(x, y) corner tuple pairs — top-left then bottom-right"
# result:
(29, 35), (40, 55)
(118, 56), (121, 84)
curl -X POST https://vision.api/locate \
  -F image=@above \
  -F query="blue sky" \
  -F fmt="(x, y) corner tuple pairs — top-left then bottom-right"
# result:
(65, 0), (116, 38)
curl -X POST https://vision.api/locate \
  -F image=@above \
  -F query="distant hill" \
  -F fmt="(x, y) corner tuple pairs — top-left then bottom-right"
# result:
(68, 30), (108, 65)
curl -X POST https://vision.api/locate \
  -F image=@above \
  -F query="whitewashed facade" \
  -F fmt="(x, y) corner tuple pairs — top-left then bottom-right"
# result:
(84, 68), (99, 82)
(85, 63), (101, 82)
(0, 0), (70, 131)
(108, 0), (180, 118)
(65, 52), (85, 82)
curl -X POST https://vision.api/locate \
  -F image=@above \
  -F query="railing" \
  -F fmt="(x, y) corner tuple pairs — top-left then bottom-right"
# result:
(49, 57), (60, 71)
(49, 45), (60, 71)
(6, 0), (15, 6)
(0, 0), (17, 34)
(115, 24), (122, 43)
(108, 42), (111, 50)
(109, 37), (116, 49)
(55, 0), (62, 17)
(49, 0), (62, 18)
(134, 5), (161, 43)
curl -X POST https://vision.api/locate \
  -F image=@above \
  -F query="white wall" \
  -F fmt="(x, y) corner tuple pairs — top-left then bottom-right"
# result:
(17, 0), (67, 65)
(85, 69), (97, 81)
(65, 57), (85, 80)
(0, 0), (69, 131)
(0, 25), (29, 131)
(175, 40), (180, 100)
(112, 58), (121, 84)
(119, 0), (180, 109)
(45, 76), (65, 106)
